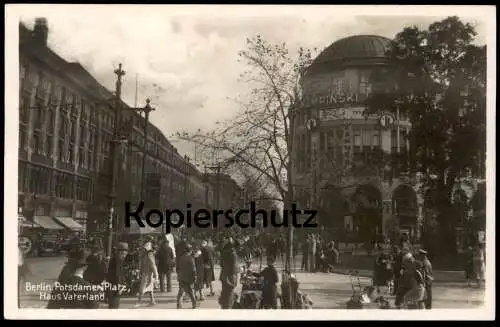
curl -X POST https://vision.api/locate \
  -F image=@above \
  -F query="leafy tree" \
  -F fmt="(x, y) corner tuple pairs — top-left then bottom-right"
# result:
(365, 16), (486, 254)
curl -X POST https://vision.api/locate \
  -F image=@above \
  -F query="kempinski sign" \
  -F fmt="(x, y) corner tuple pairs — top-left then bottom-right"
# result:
(301, 91), (366, 108)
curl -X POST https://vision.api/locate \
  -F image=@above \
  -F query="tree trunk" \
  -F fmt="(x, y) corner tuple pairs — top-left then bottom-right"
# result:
(436, 179), (458, 255)
(284, 190), (294, 272)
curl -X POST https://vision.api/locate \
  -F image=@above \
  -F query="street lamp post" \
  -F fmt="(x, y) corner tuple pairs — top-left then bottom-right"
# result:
(139, 99), (155, 205)
(127, 99), (156, 243)
(108, 64), (158, 255)
(106, 63), (126, 259)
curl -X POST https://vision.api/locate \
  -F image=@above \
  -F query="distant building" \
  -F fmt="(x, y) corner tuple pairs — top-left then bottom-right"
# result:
(203, 173), (243, 210)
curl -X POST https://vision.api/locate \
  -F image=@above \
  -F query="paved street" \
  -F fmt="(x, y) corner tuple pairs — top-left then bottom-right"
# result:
(19, 256), (485, 309)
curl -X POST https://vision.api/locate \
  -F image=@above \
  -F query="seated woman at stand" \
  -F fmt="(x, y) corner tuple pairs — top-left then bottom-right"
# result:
(256, 256), (279, 309)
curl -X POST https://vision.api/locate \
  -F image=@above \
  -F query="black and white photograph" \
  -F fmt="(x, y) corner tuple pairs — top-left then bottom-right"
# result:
(4, 4), (495, 320)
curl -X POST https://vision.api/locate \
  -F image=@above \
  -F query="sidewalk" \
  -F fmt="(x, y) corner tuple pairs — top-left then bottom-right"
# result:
(291, 254), (466, 282)
(327, 267), (466, 283)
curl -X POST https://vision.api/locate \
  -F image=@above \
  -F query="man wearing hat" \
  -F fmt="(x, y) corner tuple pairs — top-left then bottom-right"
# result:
(200, 240), (216, 297)
(107, 242), (129, 308)
(157, 234), (175, 293)
(56, 246), (86, 281)
(416, 249), (433, 309)
(259, 256), (280, 309)
(219, 239), (238, 309)
(176, 243), (198, 309)
(83, 240), (106, 286)
(47, 248), (100, 309)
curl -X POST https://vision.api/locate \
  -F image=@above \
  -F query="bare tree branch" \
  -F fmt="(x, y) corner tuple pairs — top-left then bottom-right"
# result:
(176, 36), (315, 206)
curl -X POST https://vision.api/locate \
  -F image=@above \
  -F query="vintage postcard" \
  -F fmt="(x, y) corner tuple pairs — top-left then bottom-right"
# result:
(4, 4), (496, 320)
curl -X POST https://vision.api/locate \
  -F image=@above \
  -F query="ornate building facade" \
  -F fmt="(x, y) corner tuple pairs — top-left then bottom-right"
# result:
(292, 35), (485, 244)
(18, 18), (241, 238)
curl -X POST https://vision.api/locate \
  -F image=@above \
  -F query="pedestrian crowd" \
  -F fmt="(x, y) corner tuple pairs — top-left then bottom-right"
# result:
(296, 232), (486, 310)
(300, 233), (341, 273)
(39, 232), (288, 309)
(18, 230), (485, 310)
(369, 240), (485, 309)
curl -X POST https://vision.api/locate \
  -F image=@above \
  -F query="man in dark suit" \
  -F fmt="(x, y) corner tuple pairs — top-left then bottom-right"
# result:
(157, 235), (175, 293)
(84, 241), (106, 286)
(176, 244), (197, 309)
(258, 256), (280, 309)
(200, 240), (216, 297)
(107, 242), (129, 308)
(47, 248), (101, 309)
(219, 239), (238, 309)
(391, 245), (402, 296)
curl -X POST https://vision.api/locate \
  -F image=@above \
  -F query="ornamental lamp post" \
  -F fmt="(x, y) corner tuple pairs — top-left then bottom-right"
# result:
(129, 99), (156, 244)
(106, 63), (125, 259)
(106, 207), (114, 261)
(138, 99), (155, 206)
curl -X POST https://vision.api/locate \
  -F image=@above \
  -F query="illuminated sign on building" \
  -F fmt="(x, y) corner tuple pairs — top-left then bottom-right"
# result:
(302, 91), (363, 108)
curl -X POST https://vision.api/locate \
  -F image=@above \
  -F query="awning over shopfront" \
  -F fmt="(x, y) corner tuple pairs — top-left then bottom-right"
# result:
(18, 215), (41, 228)
(55, 217), (85, 231)
(34, 216), (64, 230)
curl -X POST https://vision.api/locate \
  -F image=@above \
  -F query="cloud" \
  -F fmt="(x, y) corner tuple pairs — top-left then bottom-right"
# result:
(16, 5), (490, 157)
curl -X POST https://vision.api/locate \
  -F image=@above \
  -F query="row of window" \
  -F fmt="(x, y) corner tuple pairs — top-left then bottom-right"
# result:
(129, 130), (187, 174)
(18, 163), (93, 201)
(295, 127), (411, 173)
(20, 93), (102, 168)
(318, 129), (382, 150)
(26, 127), (96, 169)
(20, 62), (207, 194)
(302, 69), (378, 100)
(139, 168), (210, 202)
(21, 63), (191, 161)
(20, 70), (100, 126)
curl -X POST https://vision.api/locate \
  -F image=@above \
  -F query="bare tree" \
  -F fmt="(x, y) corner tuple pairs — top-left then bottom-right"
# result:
(176, 35), (316, 270)
(177, 36), (315, 207)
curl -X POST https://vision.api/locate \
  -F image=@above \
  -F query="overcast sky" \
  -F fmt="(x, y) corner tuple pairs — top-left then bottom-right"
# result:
(13, 5), (490, 161)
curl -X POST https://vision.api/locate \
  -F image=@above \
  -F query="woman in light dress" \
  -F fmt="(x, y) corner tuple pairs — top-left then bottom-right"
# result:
(135, 238), (159, 307)
(472, 243), (486, 288)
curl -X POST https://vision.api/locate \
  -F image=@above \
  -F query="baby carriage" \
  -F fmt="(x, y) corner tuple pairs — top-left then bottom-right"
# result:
(346, 270), (391, 309)
(123, 267), (141, 296)
(346, 270), (371, 309)
(122, 252), (141, 296)
(238, 269), (264, 309)
(281, 272), (313, 309)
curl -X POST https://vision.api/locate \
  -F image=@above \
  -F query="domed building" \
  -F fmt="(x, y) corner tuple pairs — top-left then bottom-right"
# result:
(292, 35), (418, 243)
(292, 34), (485, 246)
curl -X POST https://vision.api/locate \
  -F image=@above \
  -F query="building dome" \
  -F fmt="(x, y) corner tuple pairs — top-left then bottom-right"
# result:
(311, 35), (392, 67)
